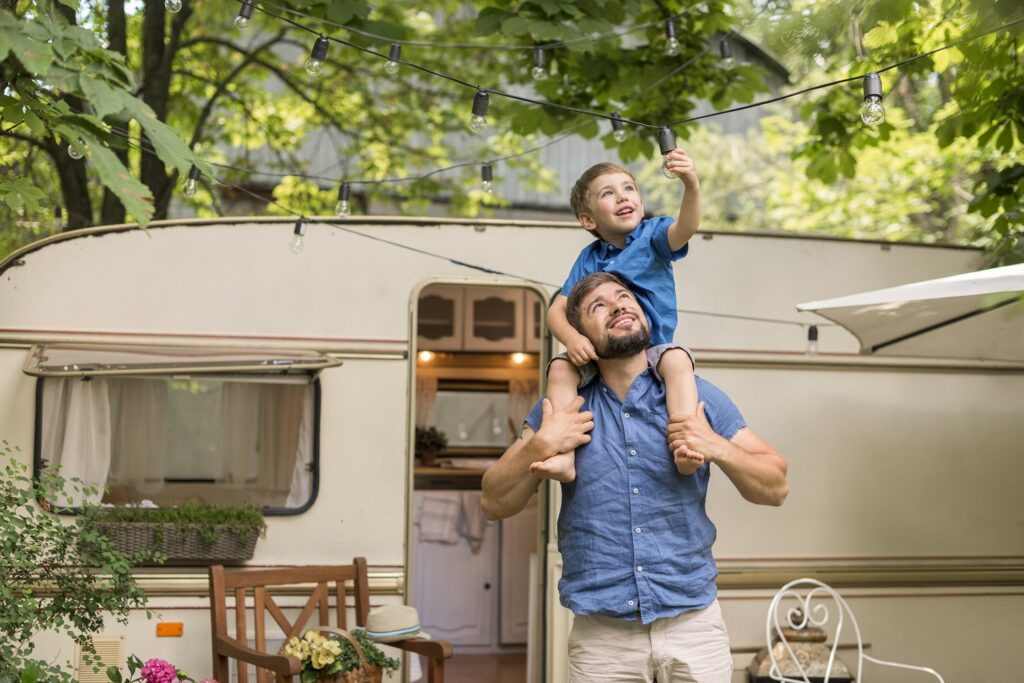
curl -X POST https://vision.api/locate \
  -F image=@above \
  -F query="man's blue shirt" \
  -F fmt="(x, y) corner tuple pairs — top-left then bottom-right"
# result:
(560, 216), (688, 345)
(525, 370), (745, 624)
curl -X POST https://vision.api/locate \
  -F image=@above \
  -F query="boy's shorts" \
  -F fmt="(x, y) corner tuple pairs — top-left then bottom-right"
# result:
(548, 343), (695, 388)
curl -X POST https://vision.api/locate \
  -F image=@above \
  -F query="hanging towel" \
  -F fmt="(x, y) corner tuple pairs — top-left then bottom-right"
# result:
(418, 493), (460, 544)
(458, 491), (489, 553)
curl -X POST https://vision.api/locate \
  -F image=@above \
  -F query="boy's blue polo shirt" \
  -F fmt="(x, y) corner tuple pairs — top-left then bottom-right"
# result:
(525, 371), (746, 624)
(560, 215), (688, 345)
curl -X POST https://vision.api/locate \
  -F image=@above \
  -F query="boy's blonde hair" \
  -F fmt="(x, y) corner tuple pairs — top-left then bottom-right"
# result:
(569, 162), (637, 219)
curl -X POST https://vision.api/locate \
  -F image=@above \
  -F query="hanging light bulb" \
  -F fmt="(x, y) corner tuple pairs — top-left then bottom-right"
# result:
(719, 39), (736, 70)
(305, 36), (329, 77)
(165, 0), (182, 13)
(860, 72), (886, 126)
(806, 324), (819, 356)
(182, 165), (201, 198)
(658, 127), (677, 179)
(234, 0), (254, 30)
(385, 42), (401, 76)
(469, 89), (489, 133)
(289, 217), (306, 254)
(610, 111), (627, 143)
(664, 18), (680, 57)
(67, 139), (85, 160)
(531, 47), (546, 81)
(334, 182), (352, 218)
(481, 162), (494, 194)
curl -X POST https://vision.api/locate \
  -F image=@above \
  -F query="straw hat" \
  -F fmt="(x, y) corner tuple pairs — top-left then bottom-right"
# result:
(364, 605), (431, 643)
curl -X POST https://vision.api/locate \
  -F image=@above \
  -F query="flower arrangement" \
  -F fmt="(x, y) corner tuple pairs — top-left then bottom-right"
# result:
(105, 655), (216, 683)
(283, 629), (399, 683)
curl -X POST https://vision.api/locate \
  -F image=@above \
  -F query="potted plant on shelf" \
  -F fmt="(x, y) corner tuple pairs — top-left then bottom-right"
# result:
(414, 426), (448, 467)
(84, 503), (267, 565)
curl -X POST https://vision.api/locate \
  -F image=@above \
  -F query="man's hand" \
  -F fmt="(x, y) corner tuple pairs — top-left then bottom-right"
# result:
(528, 397), (594, 474)
(565, 333), (599, 366)
(663, 148), (699, 189)
(668, 402), (722, 468)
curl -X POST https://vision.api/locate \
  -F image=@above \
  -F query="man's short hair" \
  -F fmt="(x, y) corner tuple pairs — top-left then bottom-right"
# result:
(565, 272), (630, 333)
(569, 162), (637, 219)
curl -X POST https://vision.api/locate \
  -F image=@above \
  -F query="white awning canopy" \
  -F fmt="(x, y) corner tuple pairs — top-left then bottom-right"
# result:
(23, 343), (343, 378)
(797, 263), (1024, 363)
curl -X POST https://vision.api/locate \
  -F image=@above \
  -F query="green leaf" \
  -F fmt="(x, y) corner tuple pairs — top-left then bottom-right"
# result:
(501, 16), (529, 37)
(87, 142), (154, 226)
(475, 8), (513, 36)
(6, 24), (54, 75)
(862, 23), (898, 49)
(79, 78), (124, 120)
(117, 94), (204, 177)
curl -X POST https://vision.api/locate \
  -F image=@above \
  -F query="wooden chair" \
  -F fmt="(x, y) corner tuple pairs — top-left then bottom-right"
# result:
(209, 559), (452, 683)
(761, 577), (944, 682)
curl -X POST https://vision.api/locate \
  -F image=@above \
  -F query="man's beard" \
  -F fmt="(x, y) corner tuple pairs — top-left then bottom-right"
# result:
(595, 320), (651, 359)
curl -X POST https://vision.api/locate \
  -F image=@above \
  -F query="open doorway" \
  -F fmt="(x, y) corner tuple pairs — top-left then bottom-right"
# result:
(410, 282), (546, 683)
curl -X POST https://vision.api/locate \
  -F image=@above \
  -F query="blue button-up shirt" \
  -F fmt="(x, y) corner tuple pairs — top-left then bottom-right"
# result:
(560, 216), (688, 345)
(525, 369), (745, 624)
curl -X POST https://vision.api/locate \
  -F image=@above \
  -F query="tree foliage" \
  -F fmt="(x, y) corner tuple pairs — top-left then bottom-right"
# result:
(745, 0), (1023, 262)
(0, 0), (1020, 262)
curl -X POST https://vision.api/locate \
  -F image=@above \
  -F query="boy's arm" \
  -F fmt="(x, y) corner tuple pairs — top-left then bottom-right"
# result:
(548, 295), (598, 366)
(664, 149), (702, 251)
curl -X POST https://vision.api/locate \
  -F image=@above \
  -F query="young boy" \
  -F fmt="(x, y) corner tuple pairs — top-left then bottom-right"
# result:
(530, 149), (703, 482)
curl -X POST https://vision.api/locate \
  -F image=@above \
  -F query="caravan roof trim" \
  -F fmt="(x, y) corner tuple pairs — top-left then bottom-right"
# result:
(0, 216), (980, 277)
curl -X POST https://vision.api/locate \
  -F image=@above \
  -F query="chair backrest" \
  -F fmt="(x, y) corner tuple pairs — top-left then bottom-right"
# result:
(209, 559), (371, 683)
(764, 578), (945, 683)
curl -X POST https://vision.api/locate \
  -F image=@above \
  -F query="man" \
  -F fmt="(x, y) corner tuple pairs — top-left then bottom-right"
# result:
(481, 272), (788, 683)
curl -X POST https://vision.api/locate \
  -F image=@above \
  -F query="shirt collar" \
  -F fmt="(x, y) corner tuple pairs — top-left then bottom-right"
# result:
(594, 222), (641, 258)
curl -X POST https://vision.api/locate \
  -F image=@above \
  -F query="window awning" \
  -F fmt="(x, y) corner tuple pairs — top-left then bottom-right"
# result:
(23, 343), (343, 378)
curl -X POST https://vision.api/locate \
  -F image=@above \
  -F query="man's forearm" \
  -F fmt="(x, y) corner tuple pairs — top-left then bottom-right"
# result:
(481, 435), (548, 520)
(710, 431), (788, 506)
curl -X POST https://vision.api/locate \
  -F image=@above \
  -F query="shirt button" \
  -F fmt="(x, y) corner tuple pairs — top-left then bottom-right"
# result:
(636, 566), (644, 572)
(629, 449), (637, 456)
(624, 412), (631, 418)
(628, 600), (634, 606)
(632, 487), (639, 494)
(635, 527), (642, 534)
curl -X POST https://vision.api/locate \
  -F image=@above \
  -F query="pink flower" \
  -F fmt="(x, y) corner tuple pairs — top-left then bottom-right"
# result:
(140, 659), (179, 683)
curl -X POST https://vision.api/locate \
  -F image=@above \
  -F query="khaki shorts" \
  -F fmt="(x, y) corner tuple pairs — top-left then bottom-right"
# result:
(568, 601), (733, 683)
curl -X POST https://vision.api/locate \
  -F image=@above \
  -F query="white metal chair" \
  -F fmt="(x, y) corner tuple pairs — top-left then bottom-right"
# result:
(763, 578), (945, 682)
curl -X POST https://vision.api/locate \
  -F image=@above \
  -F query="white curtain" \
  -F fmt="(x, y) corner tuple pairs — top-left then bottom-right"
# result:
(285, 389), (314, 508)
(218, 382), (261, 487)
(507, 379), (540, 441)
(415, 376), (438, 428)
(108, 379), (168, 497)
(43, 378), (112, 506)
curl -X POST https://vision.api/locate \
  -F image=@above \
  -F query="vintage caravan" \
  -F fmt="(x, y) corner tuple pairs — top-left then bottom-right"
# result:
(0, 216), (1021, 682)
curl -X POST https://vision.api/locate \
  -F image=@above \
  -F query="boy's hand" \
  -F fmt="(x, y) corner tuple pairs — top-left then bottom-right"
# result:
(565, 334), (599, 366)
(532, 397), (594, 457)
(663, 148), (699, 189)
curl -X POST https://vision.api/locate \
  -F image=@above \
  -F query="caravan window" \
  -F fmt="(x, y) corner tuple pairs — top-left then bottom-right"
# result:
(36, 375), (318, 513)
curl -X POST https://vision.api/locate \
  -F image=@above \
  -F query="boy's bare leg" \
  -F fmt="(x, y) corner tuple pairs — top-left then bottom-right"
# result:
(660, 348), (703, 475)
(530, 359), (579, 482)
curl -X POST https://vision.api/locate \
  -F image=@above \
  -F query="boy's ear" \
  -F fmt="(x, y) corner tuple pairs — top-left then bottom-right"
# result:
(578, 212), (599, 234)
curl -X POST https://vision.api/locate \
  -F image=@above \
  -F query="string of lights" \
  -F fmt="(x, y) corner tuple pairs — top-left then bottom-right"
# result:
(63, 8), (1022, 206)
(67, 114), (837, 333)
(213, 172), (835, 331)
(250, 0), (697, 52)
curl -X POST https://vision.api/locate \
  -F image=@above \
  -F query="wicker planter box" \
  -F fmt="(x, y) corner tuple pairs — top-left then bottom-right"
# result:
(94, 522), (260, 565)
